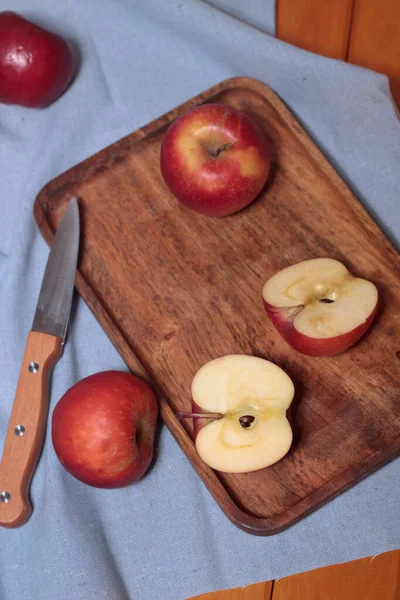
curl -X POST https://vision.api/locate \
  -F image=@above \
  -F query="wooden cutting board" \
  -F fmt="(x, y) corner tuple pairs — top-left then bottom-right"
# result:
(33, 76), (400, 535)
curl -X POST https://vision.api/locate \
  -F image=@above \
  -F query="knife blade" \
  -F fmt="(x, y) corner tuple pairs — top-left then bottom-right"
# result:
(0, 197), (80, 528)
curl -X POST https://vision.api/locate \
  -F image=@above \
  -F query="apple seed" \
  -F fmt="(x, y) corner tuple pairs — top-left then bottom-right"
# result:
(239, 415), (256, 429)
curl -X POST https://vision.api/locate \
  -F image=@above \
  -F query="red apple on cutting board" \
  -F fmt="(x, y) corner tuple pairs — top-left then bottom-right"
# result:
(52, 371), (158, 488)
(160, 103), (271, 217)
(178, 355), (294, 473)
(0, 11), (76, 108)
(262, 258), (378, 357)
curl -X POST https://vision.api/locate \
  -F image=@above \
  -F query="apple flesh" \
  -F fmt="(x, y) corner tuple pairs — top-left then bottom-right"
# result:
(52, 371), (158, 488)
(160, 103), (271, 217)
(178, 355), (294, 473)
(0, 11), (76, 108)
(262, 258), (378, 357)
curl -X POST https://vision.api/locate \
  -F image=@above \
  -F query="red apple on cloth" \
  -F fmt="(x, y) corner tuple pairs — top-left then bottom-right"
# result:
(160, 103), (271, 217)
(262, 258), (378, 357)
(52, 371), (158, 488)
(178, 355), (294, 473)
(0, 11), (76, 108)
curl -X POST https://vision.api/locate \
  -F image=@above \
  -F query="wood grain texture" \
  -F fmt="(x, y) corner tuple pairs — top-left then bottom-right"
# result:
(272, 550), (400, 600)
(0, 331), (62, 528)
(276, 0), (354, 60)
(190, 581), (273, 600)
(33, 77), (400, 535)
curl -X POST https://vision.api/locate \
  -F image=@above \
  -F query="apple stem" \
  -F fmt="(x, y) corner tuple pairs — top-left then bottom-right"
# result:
(176, 411), (223, 420)
(211, 143), (232, 157)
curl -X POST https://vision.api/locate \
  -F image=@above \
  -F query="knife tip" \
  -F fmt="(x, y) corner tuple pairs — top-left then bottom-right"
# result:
(65, 195), (79, 221)
(69, 195), (79, 209)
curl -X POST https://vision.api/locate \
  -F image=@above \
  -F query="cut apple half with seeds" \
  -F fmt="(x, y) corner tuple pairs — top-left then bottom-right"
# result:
(262, 258), (378, 357)
(178, 355), (294, 473)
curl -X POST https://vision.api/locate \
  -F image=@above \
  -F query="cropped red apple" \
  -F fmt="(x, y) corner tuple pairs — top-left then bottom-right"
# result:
(178, 355), (294, 473)
(0, 11), (76, 108)
(262, 258), (378, 357)
(52, 371), (158, 488)
(160, 103), (271, 217)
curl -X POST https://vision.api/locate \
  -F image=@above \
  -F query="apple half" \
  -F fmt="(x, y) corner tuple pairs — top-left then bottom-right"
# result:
(262, 258), (378, 357)
(178, 355), (294, 473)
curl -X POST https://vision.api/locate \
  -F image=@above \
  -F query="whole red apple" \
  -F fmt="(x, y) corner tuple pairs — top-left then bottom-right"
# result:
(0, 11), (76, 108)
(52, 371), (158, 488)
(160, 103), (271, 217)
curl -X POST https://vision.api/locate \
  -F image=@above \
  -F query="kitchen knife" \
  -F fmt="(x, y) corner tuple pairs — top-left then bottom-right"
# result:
(0, 197), (80, 528)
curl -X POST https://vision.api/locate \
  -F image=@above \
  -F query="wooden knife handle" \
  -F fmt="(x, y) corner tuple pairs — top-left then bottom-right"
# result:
(0, 331), (63, 528)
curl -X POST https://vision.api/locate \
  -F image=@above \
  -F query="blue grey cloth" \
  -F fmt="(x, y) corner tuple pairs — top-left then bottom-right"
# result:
(0, 1), (399, 599)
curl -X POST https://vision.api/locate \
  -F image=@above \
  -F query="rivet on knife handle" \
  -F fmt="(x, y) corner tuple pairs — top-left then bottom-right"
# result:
(0, 332), (62, 528)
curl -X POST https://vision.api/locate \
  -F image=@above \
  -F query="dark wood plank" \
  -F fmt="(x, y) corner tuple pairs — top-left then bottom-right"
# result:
(276, 0), (354, 60)
(33, 76), (400, 535)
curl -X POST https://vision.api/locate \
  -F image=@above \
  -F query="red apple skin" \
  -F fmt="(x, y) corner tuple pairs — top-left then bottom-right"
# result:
(52, 371), (158, 488)
(0, 11), (76, 108)
(263, 300), (378, 357)
(160, 103), (271, 217)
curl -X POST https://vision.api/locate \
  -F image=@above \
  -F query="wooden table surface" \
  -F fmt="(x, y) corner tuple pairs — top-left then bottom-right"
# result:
(190, 550), (400, 599)
(191, 2), (399, 598)
(277, 0), (400, 110)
